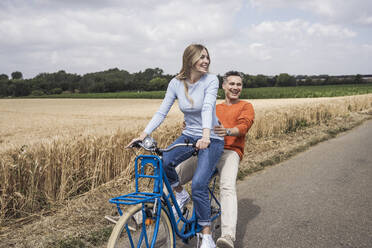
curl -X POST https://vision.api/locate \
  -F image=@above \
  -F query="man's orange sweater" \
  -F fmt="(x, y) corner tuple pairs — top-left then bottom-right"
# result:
(216, 100), (255, 160)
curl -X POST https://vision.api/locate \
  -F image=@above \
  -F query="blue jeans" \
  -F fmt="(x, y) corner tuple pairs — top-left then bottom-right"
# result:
(163, 134), (224, 226)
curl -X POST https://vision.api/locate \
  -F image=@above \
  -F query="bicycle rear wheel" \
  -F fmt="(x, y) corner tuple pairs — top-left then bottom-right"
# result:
(107, 203), (175, 248)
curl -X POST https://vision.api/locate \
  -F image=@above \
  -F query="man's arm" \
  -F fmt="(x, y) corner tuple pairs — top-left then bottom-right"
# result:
(234, 102), (254, 136)
(214, 124), (240, 137)
(214, 102), (255, 137)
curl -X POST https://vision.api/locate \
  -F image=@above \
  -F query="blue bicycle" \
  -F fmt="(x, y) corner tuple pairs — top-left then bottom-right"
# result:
(106, 136), (221, 248)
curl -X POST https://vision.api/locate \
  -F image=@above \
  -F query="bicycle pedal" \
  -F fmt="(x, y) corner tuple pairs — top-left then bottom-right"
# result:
(211, 206), (220, 214)
(181, 237), (190, 244)
(181, 207), (188, 215)
(183, 208), (189, 218)
(183, 223), (192, 234)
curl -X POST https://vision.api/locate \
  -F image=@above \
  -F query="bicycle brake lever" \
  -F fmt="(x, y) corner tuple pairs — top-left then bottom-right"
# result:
(184, 138), (198, 155)
(192, 143), (198, 156)
(130, 140), (142, 148)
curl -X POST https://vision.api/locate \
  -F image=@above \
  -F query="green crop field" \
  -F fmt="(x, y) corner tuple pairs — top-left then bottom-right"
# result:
(236, 83), (372, 99)
(27, 83), (372, 99)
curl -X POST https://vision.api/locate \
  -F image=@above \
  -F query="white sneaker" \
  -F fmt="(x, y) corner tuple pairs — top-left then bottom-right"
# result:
(172, 189), (190, 218)
(200, 234), (216, 248)
(216, 235), (234, 248)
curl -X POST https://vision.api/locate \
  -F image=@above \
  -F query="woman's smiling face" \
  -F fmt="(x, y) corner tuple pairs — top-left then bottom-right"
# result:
(193, 49), (210, 74)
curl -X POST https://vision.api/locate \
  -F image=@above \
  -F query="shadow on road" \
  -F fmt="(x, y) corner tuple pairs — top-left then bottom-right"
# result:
(176, 198), (260, 247)
(235, 198), (261, 248)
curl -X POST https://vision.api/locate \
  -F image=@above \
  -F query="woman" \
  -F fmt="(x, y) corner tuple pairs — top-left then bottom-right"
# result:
(128, 44), (224, 248)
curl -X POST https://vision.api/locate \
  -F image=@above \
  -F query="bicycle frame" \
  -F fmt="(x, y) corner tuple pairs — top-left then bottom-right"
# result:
(109, 151), (221, 246)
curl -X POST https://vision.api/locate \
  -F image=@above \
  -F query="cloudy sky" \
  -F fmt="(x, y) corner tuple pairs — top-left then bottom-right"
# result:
(1, 0), (371, 79)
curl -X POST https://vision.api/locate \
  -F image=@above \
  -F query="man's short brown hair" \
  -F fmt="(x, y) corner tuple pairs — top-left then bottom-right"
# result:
(223, 71), (243, 83)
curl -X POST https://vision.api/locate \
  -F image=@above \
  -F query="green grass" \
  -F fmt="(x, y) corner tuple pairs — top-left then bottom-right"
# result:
(26, 83), (372, 99)
(235, 83), (372, 99)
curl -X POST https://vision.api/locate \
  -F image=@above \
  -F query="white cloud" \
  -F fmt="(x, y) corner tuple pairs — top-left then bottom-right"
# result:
(0, 0), (243, 77)
(249, 0), (372, 25)
(249, 43), (272, 61)
(0, 0), (371, 77)
(247, 19), (356, 45)
(211, 18), (365, 75)
(356, 15), (372, 25)
(306, 23), (356, 38)
(298, 0), (337, 17)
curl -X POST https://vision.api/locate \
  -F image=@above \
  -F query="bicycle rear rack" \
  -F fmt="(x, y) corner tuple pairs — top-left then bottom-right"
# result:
(109, 155), (163, 208)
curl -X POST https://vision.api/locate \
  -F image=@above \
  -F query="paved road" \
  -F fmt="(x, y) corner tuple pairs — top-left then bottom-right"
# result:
(236, 120), (372, 248)
(175, 120), (372, 247)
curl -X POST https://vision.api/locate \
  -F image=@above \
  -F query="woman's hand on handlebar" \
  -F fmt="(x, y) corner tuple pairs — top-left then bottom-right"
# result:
(196, 128), (211, 150)
(126, 132), (148, 148)
(196, 137), (210, 150)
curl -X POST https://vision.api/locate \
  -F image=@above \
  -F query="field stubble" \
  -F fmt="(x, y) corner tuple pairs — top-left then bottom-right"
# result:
(0, 94), (372, 247)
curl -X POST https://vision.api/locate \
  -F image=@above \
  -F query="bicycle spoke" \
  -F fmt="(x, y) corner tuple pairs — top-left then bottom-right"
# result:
(141, 218), (150, 248)
(125, 224), (135, 247)
(108, 204), (174, 248)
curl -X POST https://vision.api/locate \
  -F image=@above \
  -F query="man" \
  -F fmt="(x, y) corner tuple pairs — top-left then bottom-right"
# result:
(176, 71), (255, 248)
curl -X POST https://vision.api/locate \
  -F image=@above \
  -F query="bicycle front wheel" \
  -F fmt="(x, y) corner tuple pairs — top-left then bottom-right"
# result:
(107, 203), (175, 248)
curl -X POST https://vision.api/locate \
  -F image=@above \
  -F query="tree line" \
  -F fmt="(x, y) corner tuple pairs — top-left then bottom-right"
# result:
(0, 68), (369, 97)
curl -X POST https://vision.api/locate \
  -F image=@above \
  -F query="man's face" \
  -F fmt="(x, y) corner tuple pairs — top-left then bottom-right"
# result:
(223, 75), (242, 101)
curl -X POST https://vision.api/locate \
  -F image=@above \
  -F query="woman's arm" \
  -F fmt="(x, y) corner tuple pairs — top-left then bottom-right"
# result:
(196, 75), (219, 149)
(201, 76), (219, 131)
(126, 79), (177, 147)
(143, 86), (176, 135)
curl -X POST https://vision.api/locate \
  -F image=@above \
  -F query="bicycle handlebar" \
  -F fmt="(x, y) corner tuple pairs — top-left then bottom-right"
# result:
(158, 142), (195, 153)
(129, 136), (196, 156)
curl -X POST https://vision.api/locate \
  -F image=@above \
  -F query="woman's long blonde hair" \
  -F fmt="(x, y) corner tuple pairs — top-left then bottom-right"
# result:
(176, 44), (210, 106)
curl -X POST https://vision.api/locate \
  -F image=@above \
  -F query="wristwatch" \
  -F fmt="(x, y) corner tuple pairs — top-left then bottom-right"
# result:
(226, 128), (232, 136)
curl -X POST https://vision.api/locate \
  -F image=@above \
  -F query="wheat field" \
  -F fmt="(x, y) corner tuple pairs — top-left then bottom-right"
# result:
(0, 99), (182, 153)
(0, 95), (371, 225)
